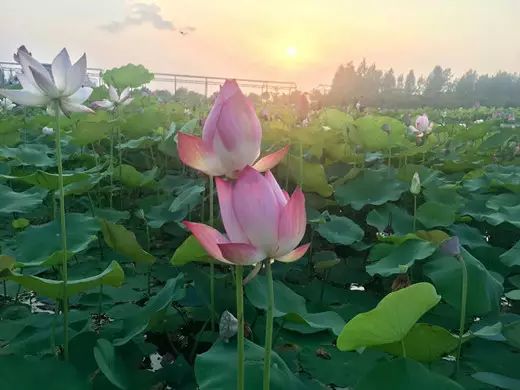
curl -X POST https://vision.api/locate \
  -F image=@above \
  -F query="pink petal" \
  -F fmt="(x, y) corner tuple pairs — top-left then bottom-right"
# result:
(253, 145), (290, 172)
(217, 243), (265, 265)
(232, 166), (280, 254)
(276, 187), (307, 257)
(264, 170), (288, 208)
(182, 221), (230, 264)
(177, 133), (224, 176)
(276, 243), (310, 263)
(215, 177), (249, 243)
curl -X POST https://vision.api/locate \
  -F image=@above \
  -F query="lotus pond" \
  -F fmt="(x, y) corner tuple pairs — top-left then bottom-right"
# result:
(0, 53), (519, 390)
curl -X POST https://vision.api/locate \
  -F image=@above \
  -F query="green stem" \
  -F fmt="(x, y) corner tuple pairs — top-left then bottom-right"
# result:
(299, 142), (304, 187)
(3, 280), (6, 298)
(263, 259), (274, 390)
(401, 339), (407, 358)
(209, 175), (215, 332)
(455, 254), (468, 376)
(109, 128), (114, 208)
(54, 107), (69, 361)
(413, 195), (417, 232)
(236, 265), (245, 390)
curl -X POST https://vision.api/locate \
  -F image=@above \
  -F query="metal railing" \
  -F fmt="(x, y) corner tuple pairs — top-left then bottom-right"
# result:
(0, 61), (298, 97)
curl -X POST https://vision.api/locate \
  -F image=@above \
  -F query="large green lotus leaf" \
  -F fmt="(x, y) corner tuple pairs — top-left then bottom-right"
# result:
(118, 135), (160, 150)
(60, 172), (105, 196)
(319, 108), (354, 130)
(366, 239), (436, 277)
(337, 282), (440, 351)
(0, 355), (89, 390)
(448, 224), (490, 249)
(93, 338), (129, 390)
(246, 275), (345, 335)
(351, 115), (408, 150)
(70, 120), (109, 146)
(0, 144), (54, 167)
(503, 320), (520, 349)
(356, 358), (463, 390)
(277, 154), (333, 197)
(335, 168), (407, 210)
(423, 185), (465, 210)
(16, 213), (100, 264)
(123, 108), (169, 138)
(1, 170), (89, 190)
(378, 323), (458, 362)
(416, 201), (456, 228)
(316, 214), (364, 245)
(113, 164), (157, 188)
(100, 219), (155, 264)
(0, 260), (124, 299)
(0, 117), (23, 146)
(102, 64), (154, 89)
(423, 249), (503, 316)
(472, 372), (520, 390)
(500, 240), (520, 267)
(0, 184), (47, 214)
(195, 339), (308, 390)
(170, 235), (212, 266)
(366, 203), (414, 236)
(169, 184), (205, 214)
(110, 274), (185, 346)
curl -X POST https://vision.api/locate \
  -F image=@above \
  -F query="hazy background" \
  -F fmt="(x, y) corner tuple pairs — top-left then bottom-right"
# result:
(1, 0), (519, 90)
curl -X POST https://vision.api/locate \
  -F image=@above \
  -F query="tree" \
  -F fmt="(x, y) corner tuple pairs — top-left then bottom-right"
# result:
(382, 69), (397, 92)
(404, 70), (416, 95)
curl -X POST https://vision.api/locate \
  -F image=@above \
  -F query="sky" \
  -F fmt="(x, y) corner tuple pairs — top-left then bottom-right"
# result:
(1, 0), (520, 91)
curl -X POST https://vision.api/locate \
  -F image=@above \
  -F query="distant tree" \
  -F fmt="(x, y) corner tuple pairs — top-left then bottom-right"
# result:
(404, 70), (416, 94)
(396, 74), (404, 90)
(382, 69), (396, 92)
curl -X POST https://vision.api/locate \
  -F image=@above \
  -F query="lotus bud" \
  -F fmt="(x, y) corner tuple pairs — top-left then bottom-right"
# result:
(42, 126), (54, 136)
(410, 172), (421, 195)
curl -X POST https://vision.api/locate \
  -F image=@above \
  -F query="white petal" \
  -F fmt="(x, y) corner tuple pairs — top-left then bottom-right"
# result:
(121, 97), (133, 106)
(16, 72), (42, 94)
(119, 87), (131, 102)
(64, 54), (87, 95)
(61, 99), (94, 114)
(51, 48), (72, 92)
(108, 85), (118, 102)
(0, 89), (49, 106)
(67, 87), (92, 104)
(92, 99), (114, 109)
(17, 49), (51, 88)
(30, 66), (60, 98)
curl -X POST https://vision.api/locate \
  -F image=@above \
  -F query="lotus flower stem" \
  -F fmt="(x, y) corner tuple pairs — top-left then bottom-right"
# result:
(412, 195), (417, 231)
(263, 259), (274, 390)
(54, 107), (69, 360)
(109, 128), (114, 208)
(235, 265), (245, 390)
(299, 143), (304, 187)
(2, 281), (6, 297)
(209, 175), (216, 332)
(401, 339), (407, 358)
(455, 254), (468, 376)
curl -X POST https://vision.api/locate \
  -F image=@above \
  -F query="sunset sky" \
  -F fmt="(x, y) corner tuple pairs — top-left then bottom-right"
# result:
(1, 0), (520, 91)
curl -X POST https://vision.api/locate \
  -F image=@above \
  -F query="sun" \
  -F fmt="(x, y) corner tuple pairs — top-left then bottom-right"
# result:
(286, 46), (298, 58)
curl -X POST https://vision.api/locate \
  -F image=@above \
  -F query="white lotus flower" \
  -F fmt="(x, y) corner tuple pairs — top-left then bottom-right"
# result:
(407, 114), (434, 138)
(42, 126), (54, 136)
(0, 98), (15, 113)
(92, 85), (133, 111)
(0, 47), (93, 116)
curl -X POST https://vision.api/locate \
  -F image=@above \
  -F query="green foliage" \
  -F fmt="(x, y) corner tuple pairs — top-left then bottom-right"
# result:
(102, 64), (154, 89)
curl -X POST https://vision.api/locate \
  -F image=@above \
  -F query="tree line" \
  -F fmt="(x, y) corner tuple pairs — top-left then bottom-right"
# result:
(327, 59), (520, 108)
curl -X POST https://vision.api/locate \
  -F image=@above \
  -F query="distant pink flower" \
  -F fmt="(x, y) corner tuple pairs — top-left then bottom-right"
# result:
(415, 114), (432, 133)
(184, 166), (309, 265)
(177, 79), (288, 178)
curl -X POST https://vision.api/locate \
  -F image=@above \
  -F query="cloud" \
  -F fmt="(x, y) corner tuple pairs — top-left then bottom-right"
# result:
(101, 3), (174, 33)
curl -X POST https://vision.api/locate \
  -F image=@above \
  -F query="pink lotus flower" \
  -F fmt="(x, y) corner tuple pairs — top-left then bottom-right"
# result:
(184, 166), (309, 265)
(177, 80), (288, 178)
(415, 114), (433, 134)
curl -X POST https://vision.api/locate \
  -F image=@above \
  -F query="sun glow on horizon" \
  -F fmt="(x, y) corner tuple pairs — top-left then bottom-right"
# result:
(286, 46), (298, 58)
